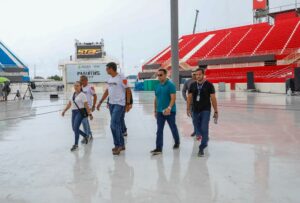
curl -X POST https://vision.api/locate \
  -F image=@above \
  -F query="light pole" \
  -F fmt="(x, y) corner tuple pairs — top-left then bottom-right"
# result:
(170, 0), (180, 90)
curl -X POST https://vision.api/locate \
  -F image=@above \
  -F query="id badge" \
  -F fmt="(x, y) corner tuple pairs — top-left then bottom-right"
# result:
(196, 95), (200, 102)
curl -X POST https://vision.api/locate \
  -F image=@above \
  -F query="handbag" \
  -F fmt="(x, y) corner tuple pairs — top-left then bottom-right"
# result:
(72, 93), (88, 118)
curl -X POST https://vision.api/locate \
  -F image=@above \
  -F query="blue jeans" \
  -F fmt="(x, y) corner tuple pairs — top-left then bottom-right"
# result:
(72, 110), (88, 145)
(192, 111), (211, 150)
(109, 104), (125, 147)
(82, 117), (92, 137)
(156, 112), (180, 150)
(121, 109), (127, 134)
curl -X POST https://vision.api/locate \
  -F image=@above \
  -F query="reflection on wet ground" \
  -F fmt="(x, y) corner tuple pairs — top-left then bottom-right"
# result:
(0, 92), (300, 203)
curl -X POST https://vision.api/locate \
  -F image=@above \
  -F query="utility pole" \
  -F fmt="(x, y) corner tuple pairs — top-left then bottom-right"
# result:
(193, 10), (199, 34)
(170, 0), (180, 90)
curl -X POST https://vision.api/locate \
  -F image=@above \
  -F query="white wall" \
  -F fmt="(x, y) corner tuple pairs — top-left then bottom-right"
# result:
(213, 83), (231, 92)
(234, 83), (286, 94)
(255, 83), (286, 94)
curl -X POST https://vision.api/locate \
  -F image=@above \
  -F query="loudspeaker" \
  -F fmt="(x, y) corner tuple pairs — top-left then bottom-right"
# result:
(294, 67), (300, 91)
(50, 94), (59, 99)
(286, 78), (295, 93)
(247, 72), (255, 90)
(30, 82), (36, 89)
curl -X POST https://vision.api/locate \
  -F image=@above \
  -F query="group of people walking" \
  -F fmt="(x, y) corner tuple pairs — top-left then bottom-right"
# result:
(62, 62), (218, 157)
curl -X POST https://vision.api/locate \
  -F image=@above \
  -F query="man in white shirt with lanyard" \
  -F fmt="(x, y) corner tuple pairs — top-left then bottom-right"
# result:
(80, 75), (97, 142)
(97, 62), (132, 155)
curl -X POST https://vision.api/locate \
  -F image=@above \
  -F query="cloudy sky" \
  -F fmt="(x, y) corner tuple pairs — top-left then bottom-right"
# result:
(0, 0), (295, 77)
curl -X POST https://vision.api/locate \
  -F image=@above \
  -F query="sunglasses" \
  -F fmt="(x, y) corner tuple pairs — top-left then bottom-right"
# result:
(157, 74), (164, 77)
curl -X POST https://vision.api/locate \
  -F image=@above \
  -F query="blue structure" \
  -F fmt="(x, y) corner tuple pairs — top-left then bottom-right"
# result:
(0, 41), (30, 82)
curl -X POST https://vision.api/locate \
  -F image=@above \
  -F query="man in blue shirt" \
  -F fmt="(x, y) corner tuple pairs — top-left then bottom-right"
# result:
(151, 68), (180, 155)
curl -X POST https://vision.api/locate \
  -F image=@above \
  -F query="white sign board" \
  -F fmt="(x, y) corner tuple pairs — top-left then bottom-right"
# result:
(66, 63), (109, 83)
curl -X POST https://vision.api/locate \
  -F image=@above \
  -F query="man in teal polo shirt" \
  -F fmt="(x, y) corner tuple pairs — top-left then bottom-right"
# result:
(151, 68), (180, 155)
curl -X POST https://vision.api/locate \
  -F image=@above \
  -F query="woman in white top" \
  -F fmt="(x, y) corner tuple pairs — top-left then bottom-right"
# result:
(62, 81), (93, 151)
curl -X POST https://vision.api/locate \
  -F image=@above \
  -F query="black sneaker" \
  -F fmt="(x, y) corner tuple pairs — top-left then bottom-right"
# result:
(81, 138), (86, 144)
(198, 148), (204, 157)
(150, 149), (162, 155)
(82, 137), (88, 144)
(173, 143), (180, 149)
(70, 145), (78, 151)
(81, 135), (93, 143)
(123, 132), (128, 137)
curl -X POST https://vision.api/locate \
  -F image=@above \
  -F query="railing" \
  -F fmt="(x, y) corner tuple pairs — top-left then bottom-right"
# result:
(268, 3), (300, 14)
(265, 65), (294, 78)
(0, 64), (28, 68)
(156, 48), (300, 67)
(207, 62), (265, 70)
(281, 52), (300, 64)
(187, 48), (300, 62)
(0, 72), (29, 77)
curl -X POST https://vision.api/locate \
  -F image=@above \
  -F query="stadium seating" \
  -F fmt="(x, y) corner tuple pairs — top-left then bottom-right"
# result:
(148, 36), (192, 64)
(186, 31), (229, 66)
(179, 35), (208, 58)
(207, 26), (252, 58)
(205, 65), (294, 83)
(0, 46), (16, 66)
(0, 41), (29, 82)
(142, 11), (300, 83)
(256, 19), (299, 53)
(285, 21), (300, 49)
(229, 23), (271, 56)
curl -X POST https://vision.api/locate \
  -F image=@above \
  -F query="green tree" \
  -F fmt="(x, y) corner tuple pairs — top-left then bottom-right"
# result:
(47, 75), (62, 81)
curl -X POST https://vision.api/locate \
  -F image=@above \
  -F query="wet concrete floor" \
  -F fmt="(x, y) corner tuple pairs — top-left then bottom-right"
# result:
(0, 92), (300, 203)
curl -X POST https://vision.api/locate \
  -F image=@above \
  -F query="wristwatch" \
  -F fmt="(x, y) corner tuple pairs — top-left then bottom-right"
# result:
(167, 106), (172, 110)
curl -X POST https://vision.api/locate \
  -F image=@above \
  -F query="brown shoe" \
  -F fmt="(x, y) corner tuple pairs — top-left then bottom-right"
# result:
(112, 147), (118, 152)
(112, 147), (122, 155)
(120, 146), (126, 151)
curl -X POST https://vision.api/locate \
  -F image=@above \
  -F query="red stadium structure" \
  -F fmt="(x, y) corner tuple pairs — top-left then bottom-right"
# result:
(139, 4), (300, 93)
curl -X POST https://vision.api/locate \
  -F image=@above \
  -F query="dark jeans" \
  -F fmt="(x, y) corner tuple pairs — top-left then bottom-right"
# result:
(109, 104), (125, 147)
(72, 110), (88, 145)
(192, 111), (211, 150)
(156, 112), (180, 150)
(191, 111), (196, 134)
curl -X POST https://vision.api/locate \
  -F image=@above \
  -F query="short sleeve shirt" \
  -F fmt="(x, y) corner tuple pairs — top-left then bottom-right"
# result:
(155, 79), (177, 113)
(82, 85), (96, 108)
(107, 74), (128, 106)
(188, 80), (215, 112)
(70, 92), (88, 110)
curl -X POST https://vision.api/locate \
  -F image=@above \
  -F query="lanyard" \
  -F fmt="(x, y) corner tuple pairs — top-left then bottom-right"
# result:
(197, 81), (206, 95)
